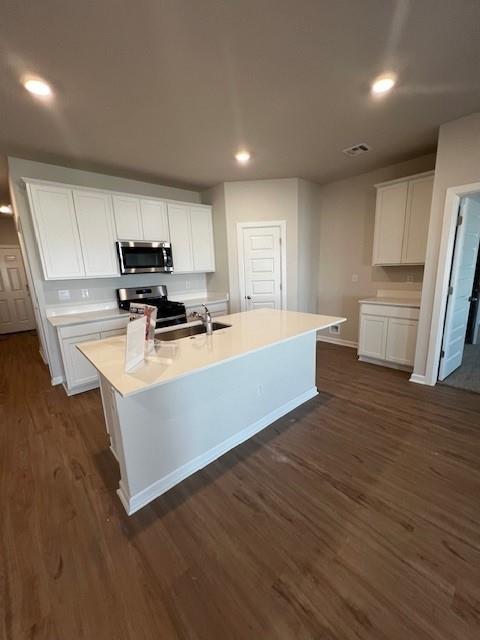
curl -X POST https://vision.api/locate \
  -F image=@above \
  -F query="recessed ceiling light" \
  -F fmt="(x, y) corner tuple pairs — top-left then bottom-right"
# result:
(23, 78), (52, 97)
(371, 75), (396, 95)
(0, 204), (13, 214)
(235, 150), (251, 165)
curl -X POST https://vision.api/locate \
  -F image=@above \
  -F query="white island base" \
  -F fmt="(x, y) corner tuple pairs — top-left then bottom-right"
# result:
(101, 332), (315, 514)
(78, 309), (345, 514)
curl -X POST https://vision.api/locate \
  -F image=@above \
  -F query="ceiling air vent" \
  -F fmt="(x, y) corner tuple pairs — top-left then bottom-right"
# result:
(342, 143), (371, 157)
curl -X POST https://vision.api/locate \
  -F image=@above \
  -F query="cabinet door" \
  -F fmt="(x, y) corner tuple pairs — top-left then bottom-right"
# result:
(27, 183), (85, 279)
(385, 318), (418, 366)
(372, 182), (408, 265)
(358, 315), (388, 359)
(168, 203), (193, 272)
(141, 199), (170, 241)
(62, 333), (100, 389)
(112, 195), (143, 240)
(190, 206), (215, 271)
(402, 176), (433, 264)
(73, 190), (119, 277)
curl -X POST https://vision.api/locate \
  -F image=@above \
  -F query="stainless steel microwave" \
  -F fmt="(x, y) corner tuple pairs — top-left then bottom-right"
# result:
(116, 241), (174, 274)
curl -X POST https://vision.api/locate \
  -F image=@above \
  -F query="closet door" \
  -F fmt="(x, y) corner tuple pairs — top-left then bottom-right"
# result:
(112, 195), (143, 240)
(73, 190), (119, 277)
(27, 183), (85, 279)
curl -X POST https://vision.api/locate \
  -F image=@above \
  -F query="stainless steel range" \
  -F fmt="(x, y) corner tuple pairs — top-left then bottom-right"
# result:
(117, 285), (187, 329)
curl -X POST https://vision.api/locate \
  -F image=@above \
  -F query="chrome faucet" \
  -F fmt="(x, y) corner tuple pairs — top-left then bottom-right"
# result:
(189, 304), (213, 335)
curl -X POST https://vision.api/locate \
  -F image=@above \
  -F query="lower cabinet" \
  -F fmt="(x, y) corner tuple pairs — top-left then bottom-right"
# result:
(57, 316), (128, 395)
(358, 302), (419, 370)
(62, 332), (100, 390)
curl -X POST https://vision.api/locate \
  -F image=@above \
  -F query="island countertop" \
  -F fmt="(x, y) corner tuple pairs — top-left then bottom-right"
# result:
(77, 309), (345, 398)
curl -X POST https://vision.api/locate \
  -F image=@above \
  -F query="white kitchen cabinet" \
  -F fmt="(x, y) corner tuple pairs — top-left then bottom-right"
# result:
(72, 190), (119, 277)
(358, 301), (420, 370)
(168, 203), (215, 273)
(56, 315), (129, 395)
(168, 203), (194, 272)
(358, 315), (388, 360)
(372, 172), (433, 266)
(112, 195), (143, 240)
(27, 183), (85, 279)
(190, 206), (215, 271)
(402, 175), (434, 264)
(62, 332), (101, 390)
(385, 318), (418, 366)
(140, 199), (170, 241)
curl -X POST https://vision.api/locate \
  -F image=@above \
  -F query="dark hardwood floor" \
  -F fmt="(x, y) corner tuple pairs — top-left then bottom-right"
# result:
(1, 331), (480, 639)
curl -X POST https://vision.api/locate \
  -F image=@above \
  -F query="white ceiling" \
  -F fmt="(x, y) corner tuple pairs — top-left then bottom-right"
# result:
(1, 0), (479, 199)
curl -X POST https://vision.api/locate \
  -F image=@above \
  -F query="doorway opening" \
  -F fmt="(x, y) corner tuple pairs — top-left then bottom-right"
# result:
(438, 194), (480, 393)
(0, 244), (35, 335)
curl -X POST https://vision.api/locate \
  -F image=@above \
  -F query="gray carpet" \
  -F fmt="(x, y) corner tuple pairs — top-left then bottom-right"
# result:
(440, 344), (480, 394)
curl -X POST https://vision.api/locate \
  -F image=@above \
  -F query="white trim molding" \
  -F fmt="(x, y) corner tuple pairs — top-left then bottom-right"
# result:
(409, 373), (427, 385)
(316, 335), (358, 349)
(421, 180), (480, 386)
(236, 220), (287, 311)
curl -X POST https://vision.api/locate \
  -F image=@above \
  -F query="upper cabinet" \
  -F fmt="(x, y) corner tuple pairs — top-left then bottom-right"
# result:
(372, 172), (434, 266)
(27, 183), (85, 279)
(167, 203), (215, 273)
(25, 179), (215, 279)
(140, 199), (170, 241)
(72, 190), (119, 277)
(112, 195), (143, 240)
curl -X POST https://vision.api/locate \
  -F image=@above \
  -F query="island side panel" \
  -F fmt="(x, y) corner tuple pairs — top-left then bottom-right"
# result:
(113, 331), (318, 514)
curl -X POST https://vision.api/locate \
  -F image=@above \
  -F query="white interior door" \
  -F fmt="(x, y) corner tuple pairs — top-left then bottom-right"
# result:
(239, 224), (283, 311)
(0, 246), (35, 334)
(439, 197), (480, 380)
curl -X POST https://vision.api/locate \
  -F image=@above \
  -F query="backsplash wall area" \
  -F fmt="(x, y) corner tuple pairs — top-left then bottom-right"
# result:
(43, 273), (207, 309)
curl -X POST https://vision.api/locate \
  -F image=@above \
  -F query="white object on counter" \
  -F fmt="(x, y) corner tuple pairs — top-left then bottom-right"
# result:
(78, 308), (345, 514)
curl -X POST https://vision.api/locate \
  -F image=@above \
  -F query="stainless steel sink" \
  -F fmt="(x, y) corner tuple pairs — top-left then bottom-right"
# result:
(155, 322), (231, 342)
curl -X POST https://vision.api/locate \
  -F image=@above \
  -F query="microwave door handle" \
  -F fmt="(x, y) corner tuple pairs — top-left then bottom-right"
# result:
(162, 247), (168, 267)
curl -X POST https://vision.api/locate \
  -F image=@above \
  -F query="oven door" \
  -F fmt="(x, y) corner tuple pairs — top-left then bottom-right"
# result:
(117, 241), (173, 274)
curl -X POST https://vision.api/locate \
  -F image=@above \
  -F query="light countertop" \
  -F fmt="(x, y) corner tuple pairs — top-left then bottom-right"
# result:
(77, 309), (346, 398)
(172, 294), (229, 308)
(47, 307), (129, 327)
(359, 296), (421, 308)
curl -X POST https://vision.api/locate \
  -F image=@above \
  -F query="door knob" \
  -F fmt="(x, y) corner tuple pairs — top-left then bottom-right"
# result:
(245, 295), (251, 300)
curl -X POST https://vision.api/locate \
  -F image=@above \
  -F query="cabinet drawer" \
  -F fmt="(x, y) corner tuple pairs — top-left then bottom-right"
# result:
(101, 328), (125, 339)
(360, 304), (419, 320)
(186, 302), (228, 318)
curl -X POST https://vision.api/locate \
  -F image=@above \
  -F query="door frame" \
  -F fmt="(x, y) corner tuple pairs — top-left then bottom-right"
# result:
(422, 182), (480, 385)
(0, 243), (36, 334)
(236, 221), (287, 311)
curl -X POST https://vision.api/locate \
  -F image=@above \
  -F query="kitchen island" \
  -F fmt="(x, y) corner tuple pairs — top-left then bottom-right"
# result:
(78, 308), (345, 514)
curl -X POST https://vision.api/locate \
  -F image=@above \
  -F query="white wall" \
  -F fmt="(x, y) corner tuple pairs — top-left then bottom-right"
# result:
(297, 179), (319, 313)
(0, 215), (19, 245)
(8, 157), (203, 383)
(315, 154), (435, 344)
(224, 178), (300, 312)
(414, 113), (480, 379)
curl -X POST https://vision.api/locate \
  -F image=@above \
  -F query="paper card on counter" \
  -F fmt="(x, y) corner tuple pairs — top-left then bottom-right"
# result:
(125, 316), (146, 372)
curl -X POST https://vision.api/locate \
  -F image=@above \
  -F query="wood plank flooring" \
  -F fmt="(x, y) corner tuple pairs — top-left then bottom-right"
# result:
(1, 331), (480, 639)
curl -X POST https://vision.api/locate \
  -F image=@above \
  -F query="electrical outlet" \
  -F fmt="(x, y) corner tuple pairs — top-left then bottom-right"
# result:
(58, 290), (71, 301)
(351, 273), (359, 283)
(81, 288), (90, 299)
(185, 280), (191, 290)
(329, 324), (340, 335)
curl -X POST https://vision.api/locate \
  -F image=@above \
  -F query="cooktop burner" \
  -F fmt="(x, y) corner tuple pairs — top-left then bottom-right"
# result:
(117, 285), (187, 327)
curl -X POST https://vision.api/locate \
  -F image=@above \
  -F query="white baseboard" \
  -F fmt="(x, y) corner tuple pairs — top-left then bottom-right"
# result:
(409, 373), (431, 385)
(51, 376), (64, 386)
(359, 355), (412, 372)
(39, 348), (48, 365)
(317, 335), (358, 349)
(119, 386), (319, 515)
